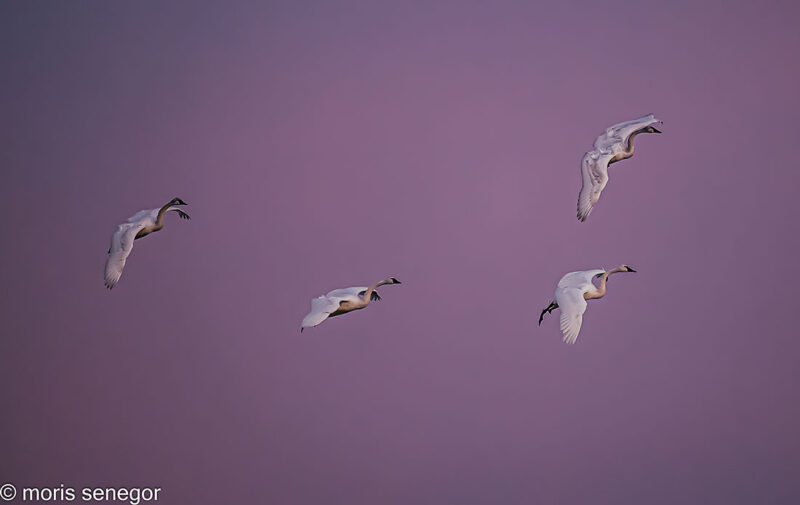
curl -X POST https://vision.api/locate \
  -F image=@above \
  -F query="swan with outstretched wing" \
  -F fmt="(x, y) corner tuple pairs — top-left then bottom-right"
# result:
(539, 265), (636, 344)
(104, 197), (190, 289)
(301, 277), (401, 332)
(577, 114), (662, 221)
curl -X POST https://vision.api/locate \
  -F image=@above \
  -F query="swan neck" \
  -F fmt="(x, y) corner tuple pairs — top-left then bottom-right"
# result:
(154, 203), (171, 228)
(625, 130), (641, 155)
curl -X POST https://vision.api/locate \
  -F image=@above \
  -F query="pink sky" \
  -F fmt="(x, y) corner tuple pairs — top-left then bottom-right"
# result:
(1, 1), (799, 503)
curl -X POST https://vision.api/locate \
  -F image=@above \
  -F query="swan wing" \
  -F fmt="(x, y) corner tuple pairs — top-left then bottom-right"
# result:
(104, 222), (144, 289)
(558, 269), (606, 290)
(126, 208), (158, 224)
(326, 287), (368, 300)
(593, 114), (661, 151)
(127, 206), (189, 224)
(300, 286), (373, 330)
(301, 295), (343, 329)
(555, 287), (588, 344)
(577, 151), (613, 221)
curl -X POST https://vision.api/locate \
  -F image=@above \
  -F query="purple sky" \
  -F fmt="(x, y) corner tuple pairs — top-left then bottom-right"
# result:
(1, 1), (799, 503)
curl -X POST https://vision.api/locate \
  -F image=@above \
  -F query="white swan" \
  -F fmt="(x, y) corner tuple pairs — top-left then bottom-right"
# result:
(104, 197), (190, 289)
(577, 114), (662, 221)
(301, 277), (401, 332)
(539, 265), (636, 344)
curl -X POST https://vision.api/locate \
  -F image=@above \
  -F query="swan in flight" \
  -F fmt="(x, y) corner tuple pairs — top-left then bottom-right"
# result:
(539, 265), (636, 344)
(301, 277), (402, 332)
(104, 197), (190, 289)
(577, 114), (662, 221)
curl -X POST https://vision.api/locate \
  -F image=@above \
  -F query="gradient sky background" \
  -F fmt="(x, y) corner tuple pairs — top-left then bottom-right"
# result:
(1, 1), (799, 504)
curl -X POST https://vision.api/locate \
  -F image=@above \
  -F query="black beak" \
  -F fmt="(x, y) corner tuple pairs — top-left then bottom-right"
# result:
(627, 267), (637, 273)
(651, 127), (662, 134)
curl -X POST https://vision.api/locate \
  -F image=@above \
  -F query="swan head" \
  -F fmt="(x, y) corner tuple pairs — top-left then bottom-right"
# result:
(386, 277), (401, 284)
(169, 197), (188, 206)
(620, 264), (636, 273)
(644, 126), (661, 134)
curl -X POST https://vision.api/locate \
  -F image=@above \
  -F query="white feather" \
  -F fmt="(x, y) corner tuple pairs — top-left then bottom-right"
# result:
(554, 269), (605, 344)
(104, 222), (144, 289)
(103, 205), (188, 289)
(577, 115), (661, 221)
(300, 286), (368, 330)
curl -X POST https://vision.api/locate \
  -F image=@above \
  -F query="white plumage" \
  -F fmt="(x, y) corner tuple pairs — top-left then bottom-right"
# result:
(540, 265), (636, 344)
(577, 114), (662, 221)
(104, 199), (189, 289)
(555, 269), (605, 344)
(301, 287), (368, 329)
(300, 277), (401, 332)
